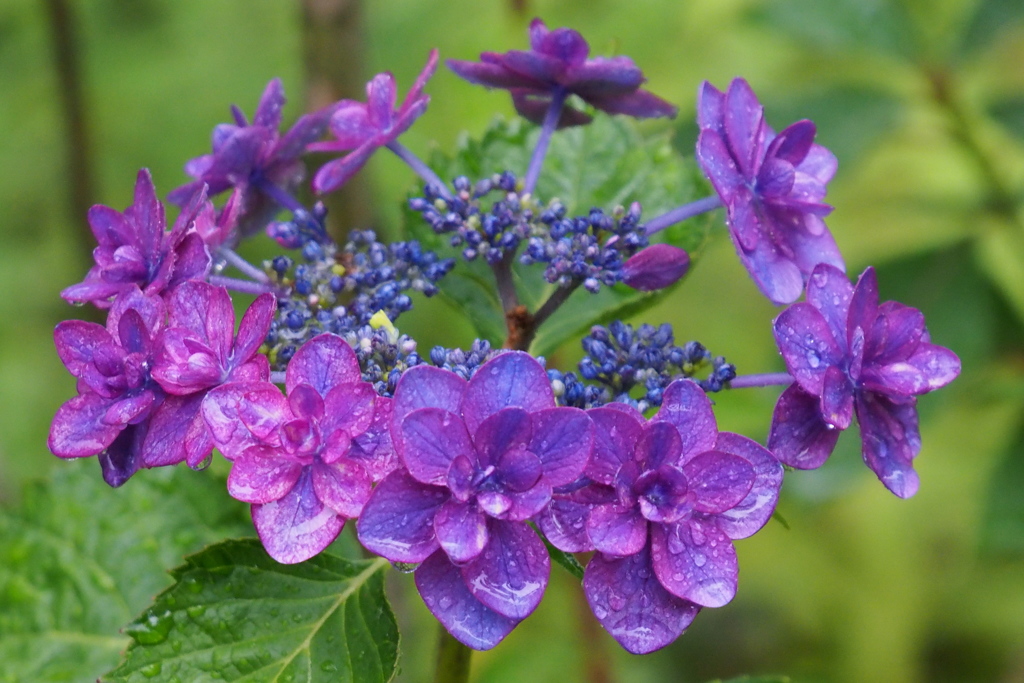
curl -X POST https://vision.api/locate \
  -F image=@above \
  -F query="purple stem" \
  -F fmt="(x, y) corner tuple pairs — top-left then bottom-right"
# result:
(270, 371), (286, 384)
(255, 177), (306, 214)
(523, 87), (567, 195)
(386, 141), (452, 199)
(218, 247), (269, 283)
(643, 195), (723, 235)
(208, 274), (278, 297)
(728, 372), (794, 389)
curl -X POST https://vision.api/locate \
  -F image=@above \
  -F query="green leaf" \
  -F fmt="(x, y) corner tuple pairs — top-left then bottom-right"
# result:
(405, 115), (713, 352)
(958, 0), (1024, 57)
(536, 532), (585, 582)
(989, 95), (1024, 141)
(104, 539), (397, 683)
(750, 0), (916, 58)
(0, 461), (252, 683)
(980, 419), (1024, 557)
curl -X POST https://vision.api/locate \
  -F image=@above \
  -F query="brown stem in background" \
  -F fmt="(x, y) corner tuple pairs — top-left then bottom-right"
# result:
(43, 0), (96, 266)
(574, 578), (614, 683)
(301, 0), (377, 241)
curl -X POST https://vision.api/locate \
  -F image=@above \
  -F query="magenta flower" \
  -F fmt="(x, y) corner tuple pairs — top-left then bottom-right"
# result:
(769, 264), (960, 498)
(201, 334), (389, 564)
(61, 169), (211, 309)
(49, 287), (167, 487)
(169, 79), (332, 237)
(309, 50), (439, 195)
(544, 381), (783, 654)
(447, 18), (676, 127)
(143, 281), (275, 469)
(357, 351), (593, 650)
(696, 78), (843, 305)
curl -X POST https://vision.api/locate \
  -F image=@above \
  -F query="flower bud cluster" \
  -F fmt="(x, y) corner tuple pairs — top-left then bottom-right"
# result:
(263, 229), (453, 369)
(427, 339), (496, 380)
(343, 323), (423, 397)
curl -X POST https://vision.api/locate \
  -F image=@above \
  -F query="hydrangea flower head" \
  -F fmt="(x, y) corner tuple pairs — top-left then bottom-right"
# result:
(49, 287), (167, 486)
(310, 50), (439, 194)
(447, 18), (677, 127)
(169, 79), (332, 237)
(144, 281), (275, 468)
(357, 351), (593, 649)
(61, 169), (211, 308)
(201, 334), (390, 563)
(542, 380), (783, 654)
(769, 264), (960, 498)
(696, 78), (843, 305)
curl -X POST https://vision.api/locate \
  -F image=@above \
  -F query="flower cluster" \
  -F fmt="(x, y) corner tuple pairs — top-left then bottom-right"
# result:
(48, 15), (961, 662)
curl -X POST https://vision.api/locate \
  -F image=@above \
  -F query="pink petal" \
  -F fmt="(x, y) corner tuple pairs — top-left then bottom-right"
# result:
(48, 393), (121, 458)
(252, 471), (344, 564)
(228, 447), (303, 503)
(312, 460), (371, 518)
(201, 381), (289, 460)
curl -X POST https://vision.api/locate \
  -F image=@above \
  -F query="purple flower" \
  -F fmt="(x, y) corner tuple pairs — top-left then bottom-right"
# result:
(61, 169), (211, 308)
(620, 244), (690, 292)
(309, 50), (439, 195)
(143, 281), (275, 469)
(769, 264), (960, 498)
(357, 351), (593, 649)
(201, 334), (390, 564)
(447, 18), (676, 128)
(544, 381), (783, 654)
(696, 78), (843, 305)
(49, 287), (167, 487)
(169, 79), (332, 237)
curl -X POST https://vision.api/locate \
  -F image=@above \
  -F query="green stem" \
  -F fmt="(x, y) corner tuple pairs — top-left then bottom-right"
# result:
(433, 627), (473, 683)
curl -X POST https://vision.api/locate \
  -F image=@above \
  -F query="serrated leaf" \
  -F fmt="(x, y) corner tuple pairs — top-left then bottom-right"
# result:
(989, 95), (1024, 141)
(405, 116), (713, 352)
(0, 461), (252, 683)
(104, 539), (397, 683)
(980, 419), (1024, 557)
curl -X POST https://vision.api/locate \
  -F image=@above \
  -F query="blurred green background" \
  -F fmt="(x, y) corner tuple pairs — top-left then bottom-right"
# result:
(2, 0), (1024, 681)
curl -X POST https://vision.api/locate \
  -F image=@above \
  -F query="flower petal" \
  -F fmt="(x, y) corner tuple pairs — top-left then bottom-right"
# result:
(774, 303), (843, 396)
(723, 78), (765, 177)
(586, 405), (645, 485)
(461, 352), (554, 435)
(653, 379), (718, 463)
(400, 408), (475, 486)
(356, 470), (447, 563)
(587, 504), (648, 557)
(252, 470), (344, 564)
(805, 263), (853, 337)
(142, 393), (211, 468)
(650, 520), (738, 608)
(536, 482), (614, 552)
(529, 407), (593, 486)
(49, 393), (121, 458)
(768, 383), (840, 470)
(856, 392), (921, 499)
(862, 343), (960, 397)
(201, 382), (289, 460)
(312, 459), (371, 518)
(435, 499), (490, 564)
(713, 432), (784, 539)
(461, 521), (549, 620)
(473, 407), (532, 467)
(821, 365), (855, 429)
(683, 451), (756, 514)
(285, 333), (362, 398)
(584, 546), (700, 655)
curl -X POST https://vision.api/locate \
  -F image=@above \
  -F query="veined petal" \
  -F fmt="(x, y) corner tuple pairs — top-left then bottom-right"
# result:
(462, 352), (554, 435)
(587, 504), (648, 557)
(312, 459), (372, 518)
(400, 408), (474, 486)
(252, 470), (344, 564)
(683, 451), (756, 514)
(285, 333), (362, 397)
(806, 263), (853, 338)
(529, 407), (593, 486)
(49, 393), (122, 458)
(356, 470), (447, 563)
(856, 392), (921, 498)
(774, 303), (843, 396)
(435, 499), (489, 564)
(650, 520), (738, 608)
(461, 521), (549, 620)
(228, 447), (303, 504)
(586, 405), (645, 485)
(473, 408), (532, 467)
(202, 382), (289, 460)
(862, 343), (960, 397)
(768, 384), (841, 470)
(723, 78), (765, 178)
(713, 433), (783, 539)
(820, 365), (855, 429)
(653, 380), (718, 463)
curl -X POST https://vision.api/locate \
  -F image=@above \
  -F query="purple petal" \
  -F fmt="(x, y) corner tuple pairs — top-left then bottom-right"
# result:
(60, 278), (125, 307)
(277, 108), (333, 159)
(461, 521), (549, 620)
(765, 119), (815, 165)
(621, 244), (690, 291)
(723, 79), (765, 177)
(201, 382), (289, 460)
(99, 423), (146, 487)
(536, 26), (589, 66)
(54, 321), (111, 377)
(637, 421), (684, 470)
(232, 292), (276, 365)
(528, 407), (592, 486)
(252, 470), (344, 564)
(285, 333), (362, 397)
(141, 393), (212, 468)
(311, 143), (377, 195)
(713, 432), (784, 539)
(683, 451), (755, 514)
(696, 130), (747, 206)
(502, 50), (564, 83)
(435, 499), (490, 563)
(495, 445), (543, 493)
(587, 504), (648, 557)
(504, 478), (553, 521)
(106, 286), (164, 339)
(461, 352), (554, 435)
(365, 72), (397, 131)
(399, 408), (474, 486)
(786, 219), (845, 280)
(862, 343), (960, 397)
(801, 143), (839, 184)
(650, 520), (738, 608)
(806, 263), (853, 337)
(821, 365), (855, 429)
(228, 447), (304, 504)
(847, 267), (879, 346)
(415, 550), (519, 650)
(564, 56), (643, 96)
(584, 546), (700, 655)
(404, 48), (440, 108)
(511, 91), (593, 127)
(356, 470), (447, 562)
(165, 281), (234, 361)
(102, 391), (155, 427)
(756, 157), (795, 198)
(866, 302), (925, 365)
(392, 365), (466, 419)
(125, 169), (165, 260)
(167, 233), (211, 288)
(696, 81), (725, 132)
(312, 459), (371, 518)
(768, 384), (841, 470)
(321, 381), (377, 450)
(856, 392), (921, 498)
(49, 393), (121, 457)
(253, 78), (285, 129)
(586, 405), (645, 485)
(773, 303), (843, 396)
(653, 380), (718, 463)
(316, 102), (374, 150)
(348, 397), (398, 481)
(473, 408), (532, 467)
(446, 59), (543, 90)
(584, 89), (678, 119)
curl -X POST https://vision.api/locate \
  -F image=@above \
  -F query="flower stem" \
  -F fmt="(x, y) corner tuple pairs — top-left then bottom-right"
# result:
(433, 627), (472, 683)
(523, 87), (568, 195)
(217, 247), (269, 283)
(386, 140), (452, 199)
(533, 279), (580, 330)
(207, 274), (278, 297)
(643, 195), (722, 235)
(728, 372), (793, 389)
(492, 253), (520, 314)
(254, 177), (306, 214)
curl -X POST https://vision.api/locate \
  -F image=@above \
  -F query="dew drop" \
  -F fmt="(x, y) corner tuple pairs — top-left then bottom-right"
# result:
(140, 663), (162, 678)
(593, 606), (608, 619)
(125, 610), (173, 645)
(608, 595), (626, 611)
(807, 351), (820, 368)
(321, 661), (339, 672)
(439, 596), (453, 610)
(186, 605), (206, 619)
(391, 561), (419, 574)
(693, 553), (707, 568)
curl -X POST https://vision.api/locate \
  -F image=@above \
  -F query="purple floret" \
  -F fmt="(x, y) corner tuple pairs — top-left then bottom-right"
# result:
(61, 169), (211, 309)
(357, 351), (593, 650)
(309, 50), (439, 195)
(169, 79), (333, 238)
(769, 264), (960, 498)
(542, 380), (783, 654)
(696, 78), (843, 305)
(447, 18), (676, 127)
(201, 334), (392, 564)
